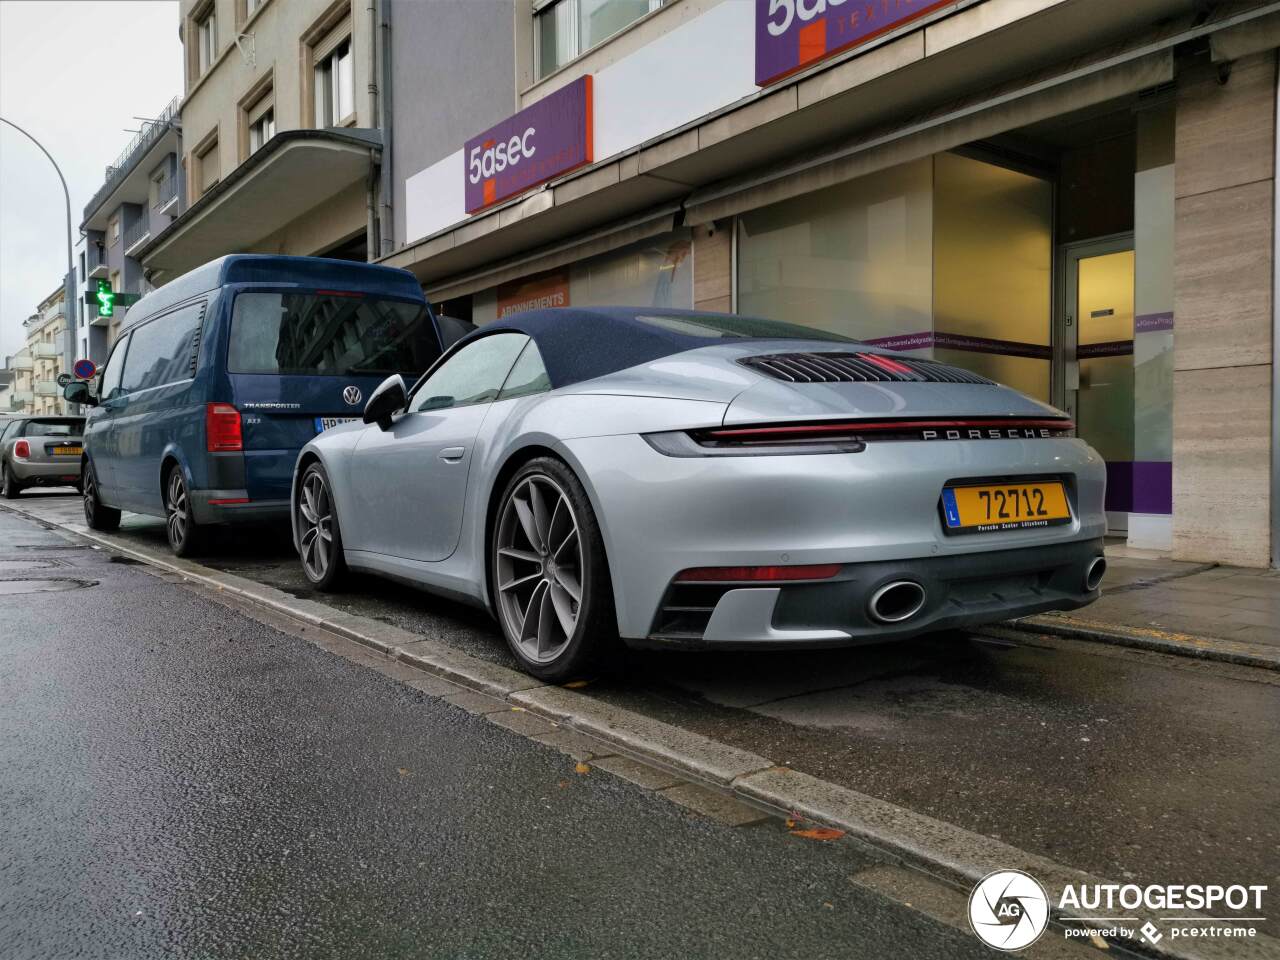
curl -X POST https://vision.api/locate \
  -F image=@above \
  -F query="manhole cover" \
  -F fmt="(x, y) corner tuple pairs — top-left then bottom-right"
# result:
(0, 559), (64, 572)
(0, 578), (97, 595)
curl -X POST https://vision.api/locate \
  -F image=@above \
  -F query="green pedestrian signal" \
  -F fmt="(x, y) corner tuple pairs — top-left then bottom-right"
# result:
(95, 280), (115, 318)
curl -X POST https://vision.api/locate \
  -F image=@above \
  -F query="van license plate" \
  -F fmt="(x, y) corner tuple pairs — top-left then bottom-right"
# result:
(941, 481), (1071, 534)
(315, 417), (359, 433)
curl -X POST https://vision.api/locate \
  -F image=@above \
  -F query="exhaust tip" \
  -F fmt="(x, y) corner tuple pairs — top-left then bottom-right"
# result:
(868, 580), (927, 624)
(1085, 556), (1107, 592)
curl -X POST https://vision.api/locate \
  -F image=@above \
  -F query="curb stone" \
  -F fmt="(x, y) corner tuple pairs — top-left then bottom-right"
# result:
(2, 500), (1275, 960)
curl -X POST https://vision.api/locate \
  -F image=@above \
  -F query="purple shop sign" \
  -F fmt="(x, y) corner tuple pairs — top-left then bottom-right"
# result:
(464, 75), (594, 214)
(756, 0), (953, 87)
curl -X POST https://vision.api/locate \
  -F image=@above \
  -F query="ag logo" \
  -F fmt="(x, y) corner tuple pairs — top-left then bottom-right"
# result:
(342, 385), (362, 406)
(968, 870), (1050, 951)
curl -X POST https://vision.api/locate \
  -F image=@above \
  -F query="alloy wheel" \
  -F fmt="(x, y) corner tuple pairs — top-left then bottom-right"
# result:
(298, 470), (334, 581)
(166, 470), (189, 548)
(495, 474), (583, 664)
(83, 469), (95, 524)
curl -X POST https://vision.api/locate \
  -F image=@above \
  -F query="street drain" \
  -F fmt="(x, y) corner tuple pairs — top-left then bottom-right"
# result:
(0, 559), (65, 572)
(0, 578), (97, 595)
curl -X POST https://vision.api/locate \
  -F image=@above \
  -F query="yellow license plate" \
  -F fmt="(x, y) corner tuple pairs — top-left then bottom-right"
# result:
(942, 481), (1071, 534)
(53, 446), (81, 456)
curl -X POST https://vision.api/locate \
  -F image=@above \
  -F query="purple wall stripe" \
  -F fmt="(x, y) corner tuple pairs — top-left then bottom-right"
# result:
(1077, 340), (1134, 359)
(1104, 460), (1172, 515)
(1135, 312), (1174, 333)
(862, 330), (1052, 359)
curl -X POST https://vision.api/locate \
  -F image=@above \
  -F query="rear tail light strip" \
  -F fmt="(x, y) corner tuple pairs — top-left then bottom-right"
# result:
(700, 417), (1074, 444)
(675, 564), (842, 583)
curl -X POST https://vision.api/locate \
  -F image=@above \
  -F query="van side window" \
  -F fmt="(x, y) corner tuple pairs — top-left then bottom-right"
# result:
(120, 303), (205, 393)
(98, 336), (129, 401)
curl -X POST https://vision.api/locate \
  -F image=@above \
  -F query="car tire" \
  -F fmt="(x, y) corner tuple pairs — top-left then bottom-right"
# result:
(82, 461), (121, 532)
(296, 461), (347, 591)
(1, 463), (21, 499)
(163, 465), (204, 557)
(491, 456), (620, 682)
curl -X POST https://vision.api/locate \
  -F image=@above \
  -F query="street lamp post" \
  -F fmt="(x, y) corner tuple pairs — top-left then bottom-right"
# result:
(1, 117), (77, 407)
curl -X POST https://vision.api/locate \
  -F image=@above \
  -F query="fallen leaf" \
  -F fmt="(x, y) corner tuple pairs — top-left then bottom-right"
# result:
(564, 679), (591, 689)
(790, 827), (845, 842)
(574, 761), (591, 774)
(510, 706), (526, 712)
(1089, 934), (1109, 950)
(396, 767), (410, 777)
(785, 818), (798, 829)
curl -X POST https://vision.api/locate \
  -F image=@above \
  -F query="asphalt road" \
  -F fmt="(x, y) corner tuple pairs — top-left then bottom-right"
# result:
(0, 507), (1008, 960)
(6, 491), (1280, 940)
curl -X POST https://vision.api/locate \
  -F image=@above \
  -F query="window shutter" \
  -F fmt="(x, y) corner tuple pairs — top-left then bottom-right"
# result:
(312, 15), (351, 62)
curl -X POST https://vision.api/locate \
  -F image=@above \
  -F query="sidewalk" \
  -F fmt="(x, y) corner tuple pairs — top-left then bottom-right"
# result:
(1014, 542), (1280, 667)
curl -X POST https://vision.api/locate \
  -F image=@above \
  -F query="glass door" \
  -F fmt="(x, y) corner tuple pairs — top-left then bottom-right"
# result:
(1059, 238), (1135, 534)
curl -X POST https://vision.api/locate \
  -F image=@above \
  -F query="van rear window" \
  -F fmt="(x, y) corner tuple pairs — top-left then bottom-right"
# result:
(228, 292), (442, 377)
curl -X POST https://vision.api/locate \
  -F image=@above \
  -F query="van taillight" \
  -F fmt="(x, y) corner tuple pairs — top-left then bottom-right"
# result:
(13, 440), (29, 459)
(206, 403), (242, 452)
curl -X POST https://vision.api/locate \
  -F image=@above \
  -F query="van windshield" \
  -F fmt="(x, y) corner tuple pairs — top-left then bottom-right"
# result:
(228, 292), (442, 377)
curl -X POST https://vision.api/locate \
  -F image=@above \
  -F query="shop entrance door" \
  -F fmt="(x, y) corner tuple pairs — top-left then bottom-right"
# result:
(1058, 236), (1135, 535)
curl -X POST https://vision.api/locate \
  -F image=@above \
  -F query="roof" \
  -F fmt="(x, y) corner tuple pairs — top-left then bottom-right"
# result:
(120, 254), (424, 331)
(461, 306), (852, 389)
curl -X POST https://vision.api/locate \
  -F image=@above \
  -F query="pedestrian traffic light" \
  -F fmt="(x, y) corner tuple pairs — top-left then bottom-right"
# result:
(95, 279), (115, 318)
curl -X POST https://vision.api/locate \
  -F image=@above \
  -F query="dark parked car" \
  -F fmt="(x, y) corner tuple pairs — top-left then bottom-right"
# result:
(0, 415), (86, 498)
(64, 254), (461, 556)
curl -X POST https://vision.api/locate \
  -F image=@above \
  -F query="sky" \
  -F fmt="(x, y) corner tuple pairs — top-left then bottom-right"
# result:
(0, 0), (182, 361)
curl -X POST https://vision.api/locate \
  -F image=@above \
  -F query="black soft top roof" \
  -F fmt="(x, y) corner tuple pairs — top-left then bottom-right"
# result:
(462, 306), (838, 389)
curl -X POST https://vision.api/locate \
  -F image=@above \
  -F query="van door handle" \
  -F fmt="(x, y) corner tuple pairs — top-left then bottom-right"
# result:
(439, 446), (466, 462)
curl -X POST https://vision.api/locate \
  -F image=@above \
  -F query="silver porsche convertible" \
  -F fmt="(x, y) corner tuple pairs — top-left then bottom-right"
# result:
(291, 307), (1106, 680)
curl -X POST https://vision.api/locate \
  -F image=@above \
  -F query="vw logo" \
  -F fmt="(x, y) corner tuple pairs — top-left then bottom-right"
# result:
(342, 385), (362, 406)
(968, 870), (1050, 951)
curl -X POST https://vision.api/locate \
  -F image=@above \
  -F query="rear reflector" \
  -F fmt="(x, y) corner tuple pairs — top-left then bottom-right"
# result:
(206, 403), (243, 452)
(13, 440), (29, 459)
(675, 564), (842, 583)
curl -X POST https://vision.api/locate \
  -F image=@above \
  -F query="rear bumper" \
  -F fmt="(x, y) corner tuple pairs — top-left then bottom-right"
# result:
(9, 460), (81, 484)
(639, 538), (1105, 649)
(190, 489), (289, 525)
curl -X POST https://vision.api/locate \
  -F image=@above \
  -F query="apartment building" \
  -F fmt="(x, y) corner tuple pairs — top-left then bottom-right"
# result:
(14, 287), (70, 416)
(374, 0), (1280, 569)
(135, 0), (382, 284)
(78, 96), (185, 362)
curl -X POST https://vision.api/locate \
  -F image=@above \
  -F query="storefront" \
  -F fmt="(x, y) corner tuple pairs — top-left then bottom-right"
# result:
(383, 0), (1278, 568)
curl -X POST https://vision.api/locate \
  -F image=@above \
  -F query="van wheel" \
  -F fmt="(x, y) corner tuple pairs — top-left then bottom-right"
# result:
(83, 462), (120, 531)
(164, 466), (204, 556)
(491, 457), (620, 682)
(296, 462), (346, 590)
(1, 464), (21, 499)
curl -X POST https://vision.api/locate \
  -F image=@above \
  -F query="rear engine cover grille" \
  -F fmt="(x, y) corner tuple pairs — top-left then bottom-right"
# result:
(740, 352), (994, 385)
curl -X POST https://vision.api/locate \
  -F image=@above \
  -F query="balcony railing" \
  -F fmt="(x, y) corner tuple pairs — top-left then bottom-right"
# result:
(83, 95), (181, 221)
(155, 174), (179, 210)
(35, 380), (60, 397)
(124, 216), (151, 253)
(32, 342), (61, 359)
(8, 389), (34, 406)
(10, 354), (33, 371)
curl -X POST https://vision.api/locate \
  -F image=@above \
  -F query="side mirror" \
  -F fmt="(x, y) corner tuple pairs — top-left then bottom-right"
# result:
(63, 381), (96, 406)
(363, 374), (407, 430)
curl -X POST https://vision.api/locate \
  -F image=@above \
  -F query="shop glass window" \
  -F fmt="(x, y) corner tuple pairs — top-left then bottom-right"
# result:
(536, 0), (662, 79)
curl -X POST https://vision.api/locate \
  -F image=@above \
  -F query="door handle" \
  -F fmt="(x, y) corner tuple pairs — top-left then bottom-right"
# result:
(439, 446), (466, 462)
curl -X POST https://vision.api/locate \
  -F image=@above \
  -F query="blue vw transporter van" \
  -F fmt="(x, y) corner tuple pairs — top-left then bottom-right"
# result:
(65, 255), (449, 556)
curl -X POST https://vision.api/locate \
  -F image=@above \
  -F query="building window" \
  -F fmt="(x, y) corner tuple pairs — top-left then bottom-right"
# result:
(314, 36), (353, 126)
(241, 75), (276, 158)
(249, 107), (275, 153)
(535, 0), (662, 79)
(195, 2), (217, 76)
(108, 217), (121, 245)
(247, 0), (264, 14)
(195, 134), (220, 197)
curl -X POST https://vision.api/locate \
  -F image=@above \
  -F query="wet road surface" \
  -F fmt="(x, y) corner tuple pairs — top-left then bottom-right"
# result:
(6, 491), (1279, 937)
(0, 507), (1016, 960)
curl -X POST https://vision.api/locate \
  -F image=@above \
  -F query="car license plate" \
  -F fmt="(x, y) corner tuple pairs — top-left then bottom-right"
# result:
(53, 445), (82, 456)
(941, 481), (1071, 534)
(315, 417), (359, 433)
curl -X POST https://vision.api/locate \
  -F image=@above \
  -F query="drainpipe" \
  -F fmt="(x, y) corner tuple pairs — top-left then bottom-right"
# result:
(367, 149), (378, 262)
(378, 0), (395, 257)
